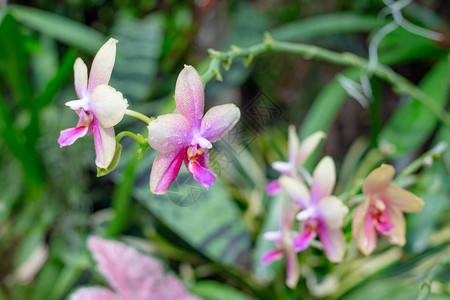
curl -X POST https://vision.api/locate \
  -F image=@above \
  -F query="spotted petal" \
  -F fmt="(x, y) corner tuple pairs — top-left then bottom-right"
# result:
(90, 84), (128, 128)
(147, 113), (192, 153)
(87, 38), (118, 94)
(175, 65), (204, 129)
(200, 104), (240, 143)
(150, 149), (185, 194)
(70, 287), (118, 300)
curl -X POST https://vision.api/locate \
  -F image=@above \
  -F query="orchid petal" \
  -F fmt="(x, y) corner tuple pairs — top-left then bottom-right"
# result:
(65, 98), (89, 111)
(311, 156), (336, 202)
(90, 84), (128, 128)
(272, 161), (292, 173)
(266, 180), (282, 196)
(284, 233), (300, 289)
(200, 104), (240, 142)
(352, 202), (378, 256)
(70, 287), (118, 300)
(92, 119), (116, 169)
(287, 125), (300, 163)
(87, 38), (118, 94)
(382, 205), (406, 246)
(318, 196), (348, 230)
(175, 65), (204, 129)
(296, 131), (326, 168)
(279, 176), (310, 208)
(151, 273), (201, 300)
(292, 230), (317, 252)
(58, 125), (89, 147)
(74, 58), (88, 99)
(261, 249), (283, 265)
(318, 221), (346, 262)
(263, 231), (283, 243)
(380, 185), (424, 213)
(87, 236), (165, 298)
(150, 148), (185, 194)
(363, 164), (395, 195)
(375, 207), (394, 234)
(187, 160), (216, 189)
(147, 113), (191, 153)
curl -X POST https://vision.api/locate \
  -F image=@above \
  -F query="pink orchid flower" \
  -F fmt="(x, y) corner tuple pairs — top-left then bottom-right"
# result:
(279, 156), (349, 262)
(352, 164), (424, 256)
(266, 127), (325, 195)
(58, 38), (129, 169)
(70, 236), (200, 300)
(147, 65), (240, 194)
(261, 201), (301, 288)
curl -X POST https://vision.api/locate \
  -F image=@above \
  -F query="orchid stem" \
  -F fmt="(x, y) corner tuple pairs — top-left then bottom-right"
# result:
(125, 109), (154, 124)
(116, 131), (147, 145)
(203, 34), (450, 126)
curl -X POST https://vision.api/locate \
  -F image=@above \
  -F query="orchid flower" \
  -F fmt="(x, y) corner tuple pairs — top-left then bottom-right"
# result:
(352, 164), (424, 256)
(70, 236), (200, 300)
(279, 156), (349, 262)
(266, 126), (325, 195)
(261, 200), (301, 288)
(58, 38), (129, 169)
(147, 65), (240, 194)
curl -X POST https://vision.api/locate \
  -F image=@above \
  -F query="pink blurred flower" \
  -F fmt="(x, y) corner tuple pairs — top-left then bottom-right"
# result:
(352, 164), (424, 256)
(266, 127), (325, 195)
(279, 156), (348, 262)
(58, 38), (128, 168)
(147, 65), (240, 194)
(261, 200), (301, 288)
(70, 236), (200, 300)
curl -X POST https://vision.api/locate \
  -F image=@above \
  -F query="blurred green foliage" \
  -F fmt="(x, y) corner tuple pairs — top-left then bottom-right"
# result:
(0, 1), (449, 299)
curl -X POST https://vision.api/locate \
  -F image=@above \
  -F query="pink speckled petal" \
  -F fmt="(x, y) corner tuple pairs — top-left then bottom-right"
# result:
(74, 58), (88, 99)
(200, 104), (240, 143)
(310, 156), (336, 202)
(87, 236), (164, 298)
(352, 202), (378, 256)
(147, 114), (192, 153)
(151, 273), (201, 300)
(69, 287), (118, 300)
(266, 180), (282, 196)
(87, 38), (118, 94)
(92, 118), (116, 169)
(187, 160), (216, 189)
(363, 164), (395, 195)
(58, 125), (89, 147)
(150, 149), (185, 194)
(261, 249), (283, 265)
(90, 84), (128, 128)
(318, 221), (346, 262)
(175, 65), (204, 129)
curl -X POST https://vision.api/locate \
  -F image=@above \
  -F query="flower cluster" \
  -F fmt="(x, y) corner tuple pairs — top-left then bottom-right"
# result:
(59, 39), (240, 194)
(263, 127), (424, 288)
(70, 237), (200, 300)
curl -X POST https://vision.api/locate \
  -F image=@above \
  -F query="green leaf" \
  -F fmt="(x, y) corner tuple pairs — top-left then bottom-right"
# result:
(0, 14), (32, 106)
(97, 143), (123, 177)
(109, 13), (164, 102)
(131, 151), (251, 267)
(378, 58), (449, 158)
(190, 280), (254, 300)
(8, 4), (104, 54)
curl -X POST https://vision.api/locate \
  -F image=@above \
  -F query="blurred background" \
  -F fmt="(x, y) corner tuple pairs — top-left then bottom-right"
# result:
(0, 0), (449, 299)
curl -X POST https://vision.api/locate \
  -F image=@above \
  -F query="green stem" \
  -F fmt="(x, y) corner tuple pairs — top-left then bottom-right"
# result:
(115, 131), (147, 145)
(203, 34), (450, 126)
(125, 109), (154, 124)
(416, 256), (448, 300)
